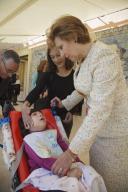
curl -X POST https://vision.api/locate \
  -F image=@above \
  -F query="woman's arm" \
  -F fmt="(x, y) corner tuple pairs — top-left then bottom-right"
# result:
(25, 72), (49, 105)
(62, 90), (84, 111)
(57, 132), (81, 163)
(69, 50), (120, 155)
(51, 90), (84, 110)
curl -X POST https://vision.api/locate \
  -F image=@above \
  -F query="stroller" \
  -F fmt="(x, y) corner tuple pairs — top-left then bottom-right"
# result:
(1, 106), (107, 192)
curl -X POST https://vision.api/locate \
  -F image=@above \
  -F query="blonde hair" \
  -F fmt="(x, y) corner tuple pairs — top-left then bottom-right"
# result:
(48, 15), (91, 44)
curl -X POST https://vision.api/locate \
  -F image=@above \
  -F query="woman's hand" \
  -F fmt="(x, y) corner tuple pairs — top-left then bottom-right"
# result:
(22, 101), (31, 115)
(42, 89), (48, 98)
(62, 112), (73, 124)
(22, 101), (32, 129)
(50, 97), (63, 108)
(51, 149), (76, 176)
(22, 100), (30, 109)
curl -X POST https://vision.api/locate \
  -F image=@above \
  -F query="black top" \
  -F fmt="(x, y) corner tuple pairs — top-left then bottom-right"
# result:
(0, 77), (10, 98)
(26, 70), (83, 118)
(0, 76), (16, 108)
(36, 71), (45, 86)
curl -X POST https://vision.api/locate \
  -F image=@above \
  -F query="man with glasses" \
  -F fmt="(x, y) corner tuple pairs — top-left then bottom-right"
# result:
(0, 50), (20, 112)
(0, 49), (20, 79)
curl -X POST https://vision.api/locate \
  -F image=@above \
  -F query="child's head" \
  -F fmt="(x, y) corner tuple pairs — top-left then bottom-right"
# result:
(29, 110), (47, 132)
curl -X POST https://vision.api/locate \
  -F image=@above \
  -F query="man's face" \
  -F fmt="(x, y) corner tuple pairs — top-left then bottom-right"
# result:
(0, 57), (19, 79)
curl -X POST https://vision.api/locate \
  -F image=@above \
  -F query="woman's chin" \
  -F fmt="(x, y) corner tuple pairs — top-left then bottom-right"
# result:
(57, 64), (65, 68)
(70, 58), (76, 62)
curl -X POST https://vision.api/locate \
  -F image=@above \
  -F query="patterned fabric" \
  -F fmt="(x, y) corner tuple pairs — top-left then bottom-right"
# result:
(24, 130), (63, 158)
(17, 162), (107, 192)
(62, 41), (128, 191)
(62, 41), (128, 153)
(2, 120), (16, 168)
(90, 136), (128, 192)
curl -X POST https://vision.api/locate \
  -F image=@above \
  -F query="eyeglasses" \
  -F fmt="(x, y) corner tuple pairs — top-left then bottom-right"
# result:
(2, 58), (16, 76)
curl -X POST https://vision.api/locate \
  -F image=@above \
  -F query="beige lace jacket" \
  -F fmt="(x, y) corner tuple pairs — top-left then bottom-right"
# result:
(62, 41), (128, 154)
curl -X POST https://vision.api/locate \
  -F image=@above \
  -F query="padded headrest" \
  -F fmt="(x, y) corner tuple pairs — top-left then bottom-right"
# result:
(41, 109), (58, 131)
(10, 108), (59, 136)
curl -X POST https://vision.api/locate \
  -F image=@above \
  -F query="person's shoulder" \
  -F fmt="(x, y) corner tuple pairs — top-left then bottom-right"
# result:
(49, 71), (56, 79)
(95, 41), (116, 54)
(38, 71), (50, 78)
(39, 71), (54, 83)
(88, 41), (116, 66)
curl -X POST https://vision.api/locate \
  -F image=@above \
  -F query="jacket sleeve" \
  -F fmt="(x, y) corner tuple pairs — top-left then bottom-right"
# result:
(25, 72), (49, 105)
(57, 132), (81, 162)
(62, 90), (84, 111)
(69, 49), (119, 154)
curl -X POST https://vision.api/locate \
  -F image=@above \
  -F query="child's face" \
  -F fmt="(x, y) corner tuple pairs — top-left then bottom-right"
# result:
(30, 111), (47, 132)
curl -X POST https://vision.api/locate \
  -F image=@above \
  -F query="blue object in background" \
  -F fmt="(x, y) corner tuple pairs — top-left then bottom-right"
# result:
(0, 144), (3, 148)
(0, 117), (10, 127)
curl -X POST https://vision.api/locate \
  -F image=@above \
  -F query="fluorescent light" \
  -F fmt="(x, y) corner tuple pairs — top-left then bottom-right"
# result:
(28, 41), (46, 49)
(27, 35), (46, 46)
(101, 9), (128, 24)
(86, 18), (105, 29)
(85, 8), (128, 30)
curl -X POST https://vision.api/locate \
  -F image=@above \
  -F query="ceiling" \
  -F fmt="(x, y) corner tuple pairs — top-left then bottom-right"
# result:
(0, 0), (128, 50)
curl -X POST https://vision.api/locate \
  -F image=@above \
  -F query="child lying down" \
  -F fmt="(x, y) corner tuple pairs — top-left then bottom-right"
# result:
(20, 109), (107, 192)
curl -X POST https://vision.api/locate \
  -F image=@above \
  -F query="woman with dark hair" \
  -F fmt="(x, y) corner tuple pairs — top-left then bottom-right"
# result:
(23, 46), (83, 137)
(47, 48), (73, 72)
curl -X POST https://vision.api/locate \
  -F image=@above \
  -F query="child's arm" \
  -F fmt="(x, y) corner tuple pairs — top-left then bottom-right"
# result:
(57, 132), (69, 151)
(24, 142), (57, 171)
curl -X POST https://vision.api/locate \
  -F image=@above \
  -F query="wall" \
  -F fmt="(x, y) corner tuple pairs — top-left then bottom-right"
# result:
(17, 45), (47, 98)
(28, 44), (47, 92)
(20, 25), (128, 97)
(95, 24), (128, 83)
(16, 47), (29, 100)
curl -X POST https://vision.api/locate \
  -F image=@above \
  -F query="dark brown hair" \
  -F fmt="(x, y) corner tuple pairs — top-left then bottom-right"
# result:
(37, 60), (48, 72)
(48, 15), (91, 44)
(47, 48), (74, 72)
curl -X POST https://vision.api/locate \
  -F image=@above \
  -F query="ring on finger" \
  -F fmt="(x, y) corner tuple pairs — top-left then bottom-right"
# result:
(58, 167), (63, 174)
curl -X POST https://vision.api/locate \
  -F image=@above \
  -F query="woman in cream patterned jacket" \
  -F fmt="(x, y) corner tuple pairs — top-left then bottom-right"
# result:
(48, 15), (128, 192)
